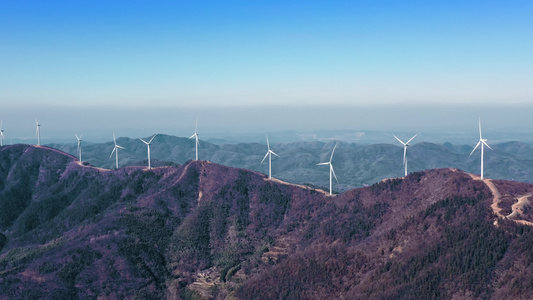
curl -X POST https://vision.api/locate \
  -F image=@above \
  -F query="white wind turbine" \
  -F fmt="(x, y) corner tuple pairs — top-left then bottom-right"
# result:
(189, 120), (200, 160)
(35, 119), (42, 146)
(261, 135), (280, 179)
(75, 134), (83, 161)
(0, 121), (4, 146)
(139, 134), (157, 169)
(470, 118), (492, 179)
(109, 133), (125, 169)
(393, 133), (419, 176)
(317, 141), (339, 195)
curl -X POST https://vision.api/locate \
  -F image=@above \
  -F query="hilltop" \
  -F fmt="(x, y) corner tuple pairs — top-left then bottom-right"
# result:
(48, 135), (533, 192)
(1, 145), (533, 299)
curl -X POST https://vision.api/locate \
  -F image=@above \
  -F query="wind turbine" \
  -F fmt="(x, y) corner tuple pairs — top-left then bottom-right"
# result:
(35, 119), (41, 146)
(0, 121), (4, 147)
(317, 141), (339, 195)
(109, 133), (125, 169)
(75, 134), (83, 161)
(139, 134), (157, 169)
(261, 135), (280, 179)
(393, 133), (419, 176)
(470, 118), (492, 179)
(189, 120), (199, 160)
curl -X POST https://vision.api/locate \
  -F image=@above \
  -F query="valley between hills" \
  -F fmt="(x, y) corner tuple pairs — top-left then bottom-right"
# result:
(1, 144), (533, 299)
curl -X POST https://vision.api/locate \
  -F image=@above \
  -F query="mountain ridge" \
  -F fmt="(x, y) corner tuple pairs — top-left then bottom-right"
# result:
(47, 135), (533, 192)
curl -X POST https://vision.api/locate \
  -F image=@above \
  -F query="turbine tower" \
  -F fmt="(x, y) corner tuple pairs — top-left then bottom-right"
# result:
(75, 134), (83, 162)
(189, 120), (199, 160)
(35, 119), (42, 146)
(0, 121), (4, 147)
(317, 141), (339, 195)
(261, 135), (280, 179)
(393, 133), (419, 176)
(470, 118), (492, 179)
(109, 133), (125, 169)
(139, 134), (157, 169)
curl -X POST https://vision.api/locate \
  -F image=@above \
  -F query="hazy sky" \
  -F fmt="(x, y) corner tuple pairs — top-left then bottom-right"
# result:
(1, 1), (532, 141)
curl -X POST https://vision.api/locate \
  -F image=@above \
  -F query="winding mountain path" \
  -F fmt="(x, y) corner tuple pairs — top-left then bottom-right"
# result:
(268, 177), (330, 196)
(507, 194), (531, 219)
(507, 194), (533, 226)
(482, 177), (505, 218)
(468, 173), (533, 226)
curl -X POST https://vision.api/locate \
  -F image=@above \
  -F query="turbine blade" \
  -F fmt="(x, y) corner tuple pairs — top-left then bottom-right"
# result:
(266, 135), (270, 150)
(116, 145), (125, 149)
(317, 162), (329, 165)
(148, 134), (157, 143)
(195, 119), (198, 133)
(189, 134), (195, 139)
(406, 133), (419, 145)
(482, 140), (493, 150)
(261, 152), (269, 163)
(110, 147), (116, 158)
(271, 150), (280, 157)
(393, 134), (406, 145)
(403, 146), (407, 165)
(139, 138), (148, 145)
(331, 165), (338, 182)
(479, 118), (482, 139)
(470, 141), (481, 156)
(329, 141), (338, 163)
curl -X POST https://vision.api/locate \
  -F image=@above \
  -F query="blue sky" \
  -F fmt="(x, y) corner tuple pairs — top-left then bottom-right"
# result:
(1, 1), (532, 140)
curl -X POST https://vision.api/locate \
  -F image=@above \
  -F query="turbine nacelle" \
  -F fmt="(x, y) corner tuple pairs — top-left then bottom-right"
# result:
(140, 135), (157, 169)
(189, 119), (199, 140)
(470, 118), (492, 179)
(109, 144), (125, 158)
(110, 133), (125, 169)
(190, 120), (200, 160)
(393, 133), (418, 176)
(140, 134), (157, 146)
(261, 150), (280, 163)
(35, 119), (42, 146)
(261, 135), (279, 179)
(75, 134), (83, 161)
(470, 127), (493, 156)
(318, 141), (339, 195)
(316, 162), (338, 182)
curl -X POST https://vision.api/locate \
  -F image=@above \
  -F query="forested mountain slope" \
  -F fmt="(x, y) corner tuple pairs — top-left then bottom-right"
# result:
(1, 144), (533, 299)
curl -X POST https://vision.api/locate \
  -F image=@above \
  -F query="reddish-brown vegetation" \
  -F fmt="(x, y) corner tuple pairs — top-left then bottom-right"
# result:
(1, 144), (533, 299)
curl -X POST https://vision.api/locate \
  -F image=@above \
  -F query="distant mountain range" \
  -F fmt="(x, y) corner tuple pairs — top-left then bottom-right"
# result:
(47, 135), (533, 192)
(1, 144), (533, 299)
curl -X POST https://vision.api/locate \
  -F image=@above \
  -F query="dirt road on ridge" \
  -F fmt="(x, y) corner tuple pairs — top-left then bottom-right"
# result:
(468, 173), (533, 226)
